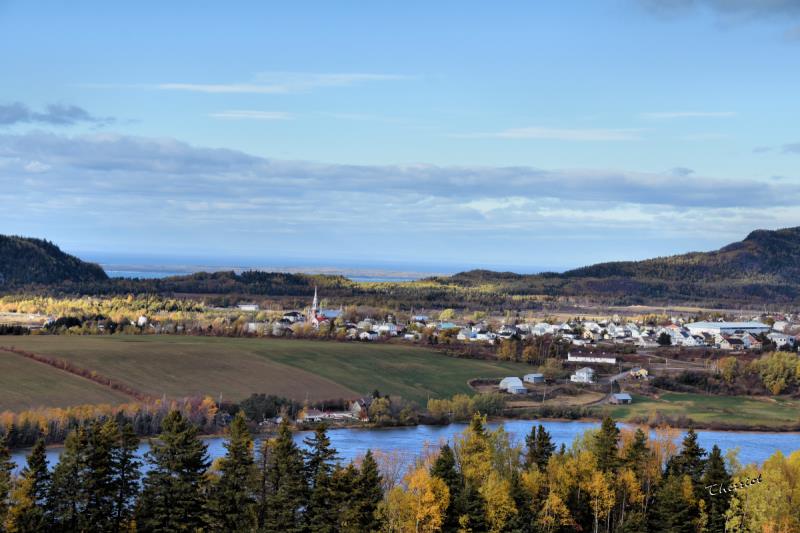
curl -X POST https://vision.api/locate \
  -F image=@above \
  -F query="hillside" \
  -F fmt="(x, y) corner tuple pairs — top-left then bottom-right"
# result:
(0, 235), (108, 286)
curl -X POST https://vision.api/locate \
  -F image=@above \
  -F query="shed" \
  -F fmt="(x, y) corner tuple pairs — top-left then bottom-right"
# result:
(499, 377), (527, 394)
(610, 393), (632, 405)
(523, 373), (545, 384)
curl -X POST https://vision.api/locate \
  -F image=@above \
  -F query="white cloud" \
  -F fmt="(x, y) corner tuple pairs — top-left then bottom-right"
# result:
(455, 126), (642, 141)
(155, 72), (409, 94)
(640, 111), (736, 119)
(209, 110), (293, 120)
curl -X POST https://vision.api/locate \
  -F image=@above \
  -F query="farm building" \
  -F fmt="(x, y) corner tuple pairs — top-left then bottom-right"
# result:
(523, 373), (545, 384)
(570, 367), (595, 384)
(685, 321), (770, 336)
(499, 377), (527, 394)
(610, 393), (632, 404)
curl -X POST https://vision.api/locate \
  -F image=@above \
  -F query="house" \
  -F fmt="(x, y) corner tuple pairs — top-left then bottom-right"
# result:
(359, 331), (378, 341)
(523, 373), (545, 384)
(499, 377), (527, 394)
(610, 393), (632, 405)
(629, 367), (649, 379)
(377, 323), (400, 336)
(438, 322), (460, 331)
(568, 352), (617, 365)
(282, 311), (304, 323)
(350, 398), (372, 420)
(570, 367), (595, 384)
(772, 321), (789, 332)
(740, 333), (762, 350)
(298, 409), (326, 423)
(768, 332), (794, 348)
(237, 303), (259, 312)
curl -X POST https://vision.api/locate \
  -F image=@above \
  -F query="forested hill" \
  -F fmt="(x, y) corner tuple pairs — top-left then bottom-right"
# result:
(0, 235), (108, 286)
(434, 227), (800, 305)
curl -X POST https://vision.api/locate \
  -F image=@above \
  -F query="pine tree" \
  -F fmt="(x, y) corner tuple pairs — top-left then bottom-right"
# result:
(47, 428), (87, 532)
(210, 411), (257, 532)
(506, 470), (535, 533)
(593, 417), (620, 473)
(0, 435), (15, 527)
(257, 420), (307, 533)
(701, 445), (730, 533)
(351, 450), (383, 532)
(110, 422), (140, 532)
(525, 424), (555, 471)
(135, 410), (210, 532)
(457, 482), (487, 533)
(430, 444), (461, 532)
(6, 438), (50, 532)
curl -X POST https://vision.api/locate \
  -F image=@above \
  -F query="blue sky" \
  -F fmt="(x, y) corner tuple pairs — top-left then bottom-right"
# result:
(1, 0), (799, 271)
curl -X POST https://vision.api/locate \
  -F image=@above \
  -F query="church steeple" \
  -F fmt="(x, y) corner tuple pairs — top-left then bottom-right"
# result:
(312, 286), (319, 314)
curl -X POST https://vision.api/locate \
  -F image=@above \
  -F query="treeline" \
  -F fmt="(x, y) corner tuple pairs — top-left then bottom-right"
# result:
(0, 397), (221, 449)
(3, 413), (799, 532)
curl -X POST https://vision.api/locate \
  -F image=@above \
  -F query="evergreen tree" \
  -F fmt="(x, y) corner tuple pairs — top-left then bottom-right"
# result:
(257, 420), (307, 533)
(594, 416), (620, 473)
(457, 482), (487, 533)
(506, 470), (535, 533)
(525, 424), (555, 471)
(47, 428), (87, 532)
(701, 445), (731, 533)
(82, 420), (118, 532)
(649, 474), (694, 533)
(316, 463), (357, 533)
(303, 423), (337, 487)
(110, 422), (140, 532)
(136, 410), (210, 532)
(210, 411), (257, 532)
(0, 435), (15, 527)
(351, 450), (383, 532)
(668, 429), (707, 487)
(430, 444), (461, 532)
(624, 428), (650, 473)
(6, 438), (50, 532)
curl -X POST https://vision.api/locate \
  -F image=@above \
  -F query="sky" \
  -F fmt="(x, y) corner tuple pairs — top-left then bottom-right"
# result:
(1, 0), (799, 272)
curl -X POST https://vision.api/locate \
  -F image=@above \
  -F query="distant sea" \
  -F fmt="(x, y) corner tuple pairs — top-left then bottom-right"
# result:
(80, 252), (554, 283)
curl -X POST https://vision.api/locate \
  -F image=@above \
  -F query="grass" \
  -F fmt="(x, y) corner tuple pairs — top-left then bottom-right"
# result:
(0, 350), (131, 411)
(600, 391), (800, 428)
(0, 335), (532, 406)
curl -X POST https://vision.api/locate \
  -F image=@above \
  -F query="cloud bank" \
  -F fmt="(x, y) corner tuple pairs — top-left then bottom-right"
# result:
(0, 102), (113, 127)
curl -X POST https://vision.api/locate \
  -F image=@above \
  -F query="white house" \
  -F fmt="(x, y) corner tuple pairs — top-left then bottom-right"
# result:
(359, 331), (378, 341)
(568, 352), (616, 365)
(237, 303), (259, 312)
(499, 377), (527, 394)
(570, 367), (595, 384)
(524, 373), (545, 384)
(767, 332), (794, 347)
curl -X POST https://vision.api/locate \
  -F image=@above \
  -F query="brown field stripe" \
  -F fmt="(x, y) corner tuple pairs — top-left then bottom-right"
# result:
(0, 346), (153, 402)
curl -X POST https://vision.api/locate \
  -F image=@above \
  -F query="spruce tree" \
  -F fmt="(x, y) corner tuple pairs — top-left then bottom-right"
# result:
(0, 435), (15, 527)
(594, 416), (620, 472)
(110, 422), (140, 532)
(701, 445), (731, 533)
(649, 474), (694, 533)
(303, 423), (337, 487)
(211, 411), (257, 532)
(82, 420), (117, 532)
(47, 428), (87, 532)
(352, 450), (383, 532)
(136, 410), (210, 532)
(668, 429), (707, 488)
(430, 444), (461, 532)
(6, 438), (50, 532)
(257, 420), (307, 533)
(525, 424), (555, 471)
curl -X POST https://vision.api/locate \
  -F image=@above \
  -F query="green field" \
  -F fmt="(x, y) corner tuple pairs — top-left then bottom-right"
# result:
(0, 335), (530, 409)
(0, 351), (132, 411)
(601, 392), (800, 428)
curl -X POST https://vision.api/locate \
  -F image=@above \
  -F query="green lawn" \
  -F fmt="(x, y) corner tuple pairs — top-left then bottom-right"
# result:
(1, 335), (531, 406)
(601, 392), (800, 428)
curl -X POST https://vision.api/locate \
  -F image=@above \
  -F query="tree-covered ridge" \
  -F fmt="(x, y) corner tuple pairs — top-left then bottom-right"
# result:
(0, 236), (107, 286)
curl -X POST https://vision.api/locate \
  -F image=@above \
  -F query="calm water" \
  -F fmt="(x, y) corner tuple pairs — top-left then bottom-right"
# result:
(11, 420), (799, 475)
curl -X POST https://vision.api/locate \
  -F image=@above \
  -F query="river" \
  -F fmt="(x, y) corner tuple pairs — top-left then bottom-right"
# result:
(10, 420), (799, 475)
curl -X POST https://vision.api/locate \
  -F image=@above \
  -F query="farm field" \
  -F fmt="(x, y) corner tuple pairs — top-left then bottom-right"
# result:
(0, 350), (131, 411)
(602, 392), (800, 428)
(0, 335), (532, 407)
